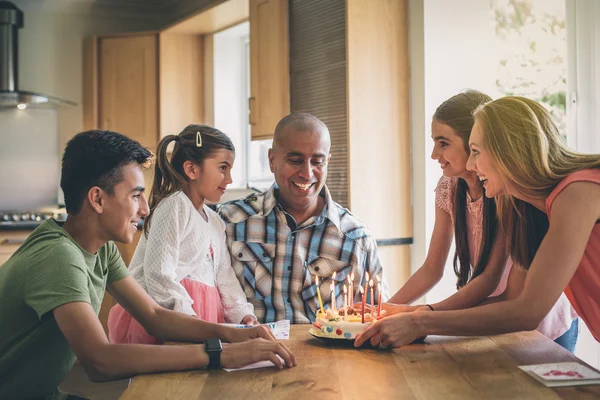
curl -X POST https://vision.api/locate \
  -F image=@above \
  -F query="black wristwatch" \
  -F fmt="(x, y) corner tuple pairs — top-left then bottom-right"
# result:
(205, 338), (222, 369)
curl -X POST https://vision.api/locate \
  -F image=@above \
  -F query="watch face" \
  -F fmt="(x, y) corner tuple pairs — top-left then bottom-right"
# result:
(205, 338), (222, 352)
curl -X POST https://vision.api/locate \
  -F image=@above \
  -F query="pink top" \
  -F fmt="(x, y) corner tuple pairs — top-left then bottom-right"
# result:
(436, 176), (577, 339)
(546, 169), (600, 341)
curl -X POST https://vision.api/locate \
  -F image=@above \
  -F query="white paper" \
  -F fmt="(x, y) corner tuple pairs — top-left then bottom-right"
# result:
(519, 362), (600, 381)
(223, 355), (285, 372)
(221, 319), (290, 340)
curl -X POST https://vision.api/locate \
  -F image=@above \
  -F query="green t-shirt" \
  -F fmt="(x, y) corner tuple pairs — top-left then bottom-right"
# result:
(0, 219), (128, 399)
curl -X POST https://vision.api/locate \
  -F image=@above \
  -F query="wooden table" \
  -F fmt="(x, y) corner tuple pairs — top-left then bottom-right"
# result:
(121, 325), (600, 399)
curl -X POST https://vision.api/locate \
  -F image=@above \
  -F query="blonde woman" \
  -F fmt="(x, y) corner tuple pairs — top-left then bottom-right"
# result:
(382, 91), (578, 351)
(355, 96), (599, 348)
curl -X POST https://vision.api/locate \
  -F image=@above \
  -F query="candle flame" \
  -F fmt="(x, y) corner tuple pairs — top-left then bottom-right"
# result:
(347, 275), (351, 283)
(359, 286), (364, 294)
(315, 275), (319, 285)
(330, 282), (334, 291)
(343, 284), (347, 294)
(333, 271), (337, 280)
(369, 279), (373, 288)
(365, 272), (369, 282)
(351, 272), (355, 280)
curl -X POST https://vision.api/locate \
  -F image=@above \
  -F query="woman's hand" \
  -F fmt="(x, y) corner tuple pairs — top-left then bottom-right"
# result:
(222, 324), (276, 343)
(221, 338), (297, 369)
(242, 315), (260, 325)
(351, 302), (419, 315)
(354, 312), (423, 348)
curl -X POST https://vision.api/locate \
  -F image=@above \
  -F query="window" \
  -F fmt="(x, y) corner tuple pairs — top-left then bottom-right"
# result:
(213, 22), (274, 192)
(492, 0), (567, 136)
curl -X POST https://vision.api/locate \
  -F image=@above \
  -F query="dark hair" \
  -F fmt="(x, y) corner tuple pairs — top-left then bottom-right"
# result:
(144, 124), (235, 236)
(61, 130), (152, 215)
(504, 199), (549, 270)
(432, 90), (496, 289)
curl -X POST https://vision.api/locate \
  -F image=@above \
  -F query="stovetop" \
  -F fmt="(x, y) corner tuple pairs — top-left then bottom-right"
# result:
(0, 211), (67, 230)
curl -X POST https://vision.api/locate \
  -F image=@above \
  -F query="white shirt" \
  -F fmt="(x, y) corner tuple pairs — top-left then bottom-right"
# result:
(128, 191), (255, 323)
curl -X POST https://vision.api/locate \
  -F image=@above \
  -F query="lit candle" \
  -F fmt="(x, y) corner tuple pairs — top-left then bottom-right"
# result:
(330, 282), (336, 312)
(343, 285), (348, 321)
(369, 279), (374, 317)
(350, 272), (355, 304)
(377, 282), (382, 317)
(362, 272), (369, 313)
(332, 271), (337, 309)
(359, 286), (365, 323)
(315, 275), (325, 315)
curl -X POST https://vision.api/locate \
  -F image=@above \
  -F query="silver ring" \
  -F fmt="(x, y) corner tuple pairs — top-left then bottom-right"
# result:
(378, 342), (388, 349)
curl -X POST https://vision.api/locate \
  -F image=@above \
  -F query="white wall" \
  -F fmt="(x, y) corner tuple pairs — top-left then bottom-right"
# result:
(213, 22), (250, 189)
(410, 0), (498, 303)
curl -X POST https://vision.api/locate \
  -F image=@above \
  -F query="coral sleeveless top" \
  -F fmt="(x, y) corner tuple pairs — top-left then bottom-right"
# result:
(546, 169), (600, 341)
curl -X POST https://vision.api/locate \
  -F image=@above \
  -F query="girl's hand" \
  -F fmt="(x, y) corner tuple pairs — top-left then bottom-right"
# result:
(223, 325), (276, 343)
(241, 315), (260, 325)
(221, 338), (297, 369)
(354, 312), (423, 349)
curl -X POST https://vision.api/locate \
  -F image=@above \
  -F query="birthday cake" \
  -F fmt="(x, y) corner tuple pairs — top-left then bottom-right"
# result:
(309, 272), (385, 340)
(309, 307), (386, 340)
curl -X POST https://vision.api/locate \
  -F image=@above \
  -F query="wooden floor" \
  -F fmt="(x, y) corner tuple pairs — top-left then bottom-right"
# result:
(59, 363), (129, 400)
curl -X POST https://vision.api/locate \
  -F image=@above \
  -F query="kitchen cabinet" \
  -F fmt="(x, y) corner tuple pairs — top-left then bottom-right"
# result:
(83, 33), (204, 151)
(84, 0), (289, 144)
(99, 34), (159, 150)
(249, 0), (290, 140)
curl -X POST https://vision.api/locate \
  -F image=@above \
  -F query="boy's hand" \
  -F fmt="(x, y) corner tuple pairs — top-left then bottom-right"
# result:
(223, 324), (276, 343)
(221, 339), (297, 369)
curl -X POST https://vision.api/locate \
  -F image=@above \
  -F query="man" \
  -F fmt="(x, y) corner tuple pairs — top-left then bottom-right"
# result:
(219, 113), (388, 323)
(0, 130), (295, 400)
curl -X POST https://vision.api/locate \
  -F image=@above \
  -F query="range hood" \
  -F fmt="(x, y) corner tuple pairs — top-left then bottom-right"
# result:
(0, 1), (76, 109)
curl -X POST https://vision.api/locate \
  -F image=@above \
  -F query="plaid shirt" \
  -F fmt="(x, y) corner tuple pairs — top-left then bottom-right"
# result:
(218, 184), (388, 323)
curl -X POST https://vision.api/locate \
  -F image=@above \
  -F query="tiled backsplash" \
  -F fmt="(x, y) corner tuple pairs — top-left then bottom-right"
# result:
(0, 108), (60, 212)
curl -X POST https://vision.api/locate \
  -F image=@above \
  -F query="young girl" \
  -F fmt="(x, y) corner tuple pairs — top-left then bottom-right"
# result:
(384, 91), (578, 350)
(108, 124), (257, 344)
(356, 96), (599, 349)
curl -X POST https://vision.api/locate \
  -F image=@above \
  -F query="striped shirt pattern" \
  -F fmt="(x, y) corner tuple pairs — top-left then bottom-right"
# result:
(218, 184), (388, 323)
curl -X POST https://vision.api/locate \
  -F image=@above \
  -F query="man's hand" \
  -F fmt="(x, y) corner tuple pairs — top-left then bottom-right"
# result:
(354, 312), (422, 348)
(222, 325), (276, 343)
(241, 315), (260, 325)
(221, 339), (297, 369)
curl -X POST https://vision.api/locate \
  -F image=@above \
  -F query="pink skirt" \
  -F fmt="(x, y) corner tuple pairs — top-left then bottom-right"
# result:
(107, 278), (226, 344)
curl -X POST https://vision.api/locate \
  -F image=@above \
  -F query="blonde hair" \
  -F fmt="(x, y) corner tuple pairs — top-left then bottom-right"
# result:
(474, 96), (600, 268)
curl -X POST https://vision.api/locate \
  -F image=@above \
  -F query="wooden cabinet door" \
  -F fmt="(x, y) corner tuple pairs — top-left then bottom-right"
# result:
(249, 0), (290, 140)
(99, 34), (159, 150)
